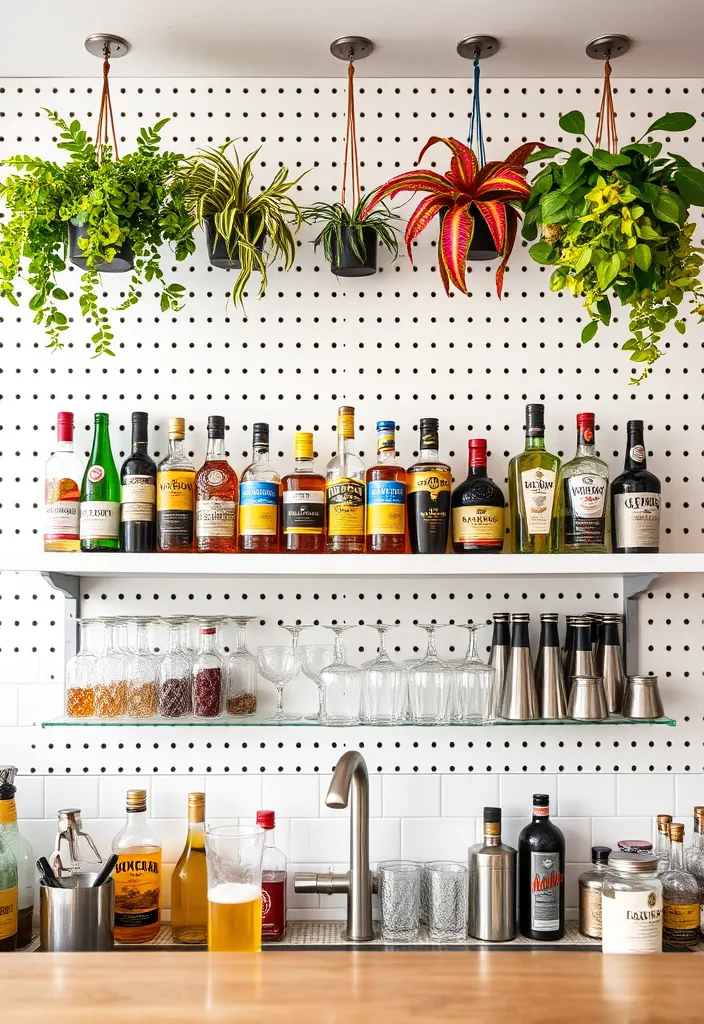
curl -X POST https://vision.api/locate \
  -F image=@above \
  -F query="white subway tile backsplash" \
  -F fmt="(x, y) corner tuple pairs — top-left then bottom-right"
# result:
(441, 775), (500, 817)
(591, 817), (654, 851)
(290, 818), (400, 864)
(15, 775), (44, 818)
(493, 817), (525, 852)
(616, 774), (675, 817)
(319, 774), (382, 818)
(401, 817), (476, 862)
(263, 775), (319, 818)
(557, 775), (616, 817)
(206, 775), (262, 819)
(553, 818), (592, 864)
(151, 776), (206, 818)
(499, 775), (558, 817)
(675, 774), (704, 817)
(17, 818), (59, 861)
(383, 775), (441, 818)
(151, 818), (192, 862)
(100, 777), (152, 819)
(45, 775), (99, 819)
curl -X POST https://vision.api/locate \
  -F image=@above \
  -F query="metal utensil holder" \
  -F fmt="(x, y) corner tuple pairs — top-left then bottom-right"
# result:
(39, 873), (114, 951)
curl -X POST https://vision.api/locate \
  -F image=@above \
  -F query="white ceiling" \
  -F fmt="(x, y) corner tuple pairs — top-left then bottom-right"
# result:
(4, 0), (704, 78)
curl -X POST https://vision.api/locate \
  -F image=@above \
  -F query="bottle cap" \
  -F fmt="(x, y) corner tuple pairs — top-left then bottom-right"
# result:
(188, 792), (205, 822)
(467, 438), (487, 467)
(95, 411), (109, 423)
(376, 421), (396, 454)
(419, 418), (439, 449)
(253, 422), (269, 449)
(525, 403), (545, 437)
(483, 806), (501, 824)
(576, 412), (595, 429)
(670, 822), (685, 843)
(492, 612), (509, 621)
(168, 417), (185, 439)
(294, 431), (314, 460)
(256, 809), (275, 830)
(200, 626), (216, 635)
(208, 415), (225, 438)
(132, 411), (149, 443)
(511, 612), (530, 622)
(607, 851), (658, 873)
(57, 411), (74, 443)
(656, 814), (672, 833)
(126, 789), (147, 812)
(591, 845), (611, 864)
(532, 793), (549, 807)
(626, 419), (644, 431)
(337, 406), (355, 440)
(617, 839), (653, 854)
(540, 612), (559, 621)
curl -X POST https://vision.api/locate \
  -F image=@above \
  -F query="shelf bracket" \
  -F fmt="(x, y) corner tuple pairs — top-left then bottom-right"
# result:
(623, 572), (661, 676)
(41, 572), (80, 662)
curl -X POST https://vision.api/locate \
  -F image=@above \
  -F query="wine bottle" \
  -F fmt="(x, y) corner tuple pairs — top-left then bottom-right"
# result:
(120, 411), (156, 553)
(610, 420), (661, 554)
(80, 412), (121, 551)
(171, 792), (207, 944)
(450, 438), (505, 553)
(508, 404), (560, 554)
(44, 411), (83, 552)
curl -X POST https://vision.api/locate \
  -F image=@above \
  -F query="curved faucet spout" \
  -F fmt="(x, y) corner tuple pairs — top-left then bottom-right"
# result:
(326, 750), (368, 809)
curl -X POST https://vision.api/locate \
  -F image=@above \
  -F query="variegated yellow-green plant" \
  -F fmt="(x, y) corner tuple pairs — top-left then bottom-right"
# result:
(174, 141), (308, 308)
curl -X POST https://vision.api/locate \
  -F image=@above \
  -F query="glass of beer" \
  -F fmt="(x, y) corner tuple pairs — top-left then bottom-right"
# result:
(205, 824), (265, 952)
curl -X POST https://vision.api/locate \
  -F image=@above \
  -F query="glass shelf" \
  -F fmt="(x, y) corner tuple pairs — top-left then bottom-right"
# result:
(42, 715), (676, 728)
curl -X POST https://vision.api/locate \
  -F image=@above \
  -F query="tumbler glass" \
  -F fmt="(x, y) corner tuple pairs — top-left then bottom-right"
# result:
(205, 825), (265, 952)
(378, 860), (421, 941)
(424, 861), (469, 942)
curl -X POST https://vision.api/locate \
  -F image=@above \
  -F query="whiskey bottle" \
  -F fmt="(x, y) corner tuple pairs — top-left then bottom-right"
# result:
(281, 431), (325, 553)
(120, 411), (156, 553)
(661, 822), (700, 949)
(610, 420), (661, 553)
(326, 406), (365, 554)
(508, 403), (560, 554)
(238, 423), (280, 553)
(195, 416), (238, 553)
(80, 412), (121, 551)
(0, 833), (17, 952)
(0, 767), (34, 948)
(407, 418), (452, 554)
(171, 792), (207, 944)
(555, 412), (609, 553)
(366, 421), (406, 553)
(157, 418), (195, 552)
(450, 438), (505, 553)
(518, 793), (565, 940)
(112, 788), (162, 943)
(257, 809), (287, 942)
(44, 411), (83, 552)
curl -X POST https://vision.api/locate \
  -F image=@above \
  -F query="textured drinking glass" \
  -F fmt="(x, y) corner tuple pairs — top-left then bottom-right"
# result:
(225, 616), (258, 717)
(257, 645), (304, 721)
(301, 645), (336, 722)
(362, 624), (407, 725)
(420, 859), (456, 925)
(319, 624), (362, 726)
(425, 861), (469, 942)
(408, 624), (454, 724)
(453, 623), (497, 723)
(378, 860), (421, 941)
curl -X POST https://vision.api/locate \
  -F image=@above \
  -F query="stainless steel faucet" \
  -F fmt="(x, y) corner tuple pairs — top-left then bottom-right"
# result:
(294, 750), (374, 941)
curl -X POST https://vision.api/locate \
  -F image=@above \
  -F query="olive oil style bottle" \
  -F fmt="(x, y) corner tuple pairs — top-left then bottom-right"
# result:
(112, 789), (162, 943)
(171, 793), (207, 944)
(508, 404), (560, 553)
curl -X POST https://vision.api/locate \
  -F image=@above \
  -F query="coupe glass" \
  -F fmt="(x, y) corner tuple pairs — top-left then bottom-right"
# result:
(362, 624), (406, 725)
(126, 618), (160, 719)
(157, 617), (193, 719)
(453, 622), (498, 723)
(225, 615), (258, 717)
(257, 646), (304, 722)
(65, 619), (99, 718)
(280, 623), (313, 646)
(301, 645), (336, 722)
(407, 624), (453, 724)
(319, 624), (361, 726)
(95, 617), (128, 718)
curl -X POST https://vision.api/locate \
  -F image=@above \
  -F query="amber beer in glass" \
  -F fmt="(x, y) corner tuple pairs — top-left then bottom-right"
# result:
(205, 825), (265, 952)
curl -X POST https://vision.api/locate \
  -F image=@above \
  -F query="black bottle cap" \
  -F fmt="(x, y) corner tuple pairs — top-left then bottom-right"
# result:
(419, 418), (439, 450)
(592, 845), (611, 864)
(253, 422), (269, 448)
(208, 415), (225, 439)
(627, 419), (644, 432)
(131, 411), (148, 443)
(525, 403), (545, 437)
(532, 793), (549, 807)
(484, 806), (501, 824)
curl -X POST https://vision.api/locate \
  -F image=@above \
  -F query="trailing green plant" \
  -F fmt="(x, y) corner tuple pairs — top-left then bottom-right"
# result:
(173, 142), (307, 309)
(302, 195), (400, 264)
(523, 110), (704, 382)
(0, 111), (194, 356)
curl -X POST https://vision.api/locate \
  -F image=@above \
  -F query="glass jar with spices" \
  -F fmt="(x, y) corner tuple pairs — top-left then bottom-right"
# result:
(65, 619), (99, 718)
(578, 845), (611, 939)
(192, 624), (223, 718)
(95, 618), (127, 718)
(157, 617), (193, 719)
(126, 618), (160, 719)
(225, 616), (258, 717)
(601, 852), (662, 954)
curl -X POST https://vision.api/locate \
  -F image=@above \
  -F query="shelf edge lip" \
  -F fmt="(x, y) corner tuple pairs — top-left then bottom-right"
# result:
(40, 717), (677, 728)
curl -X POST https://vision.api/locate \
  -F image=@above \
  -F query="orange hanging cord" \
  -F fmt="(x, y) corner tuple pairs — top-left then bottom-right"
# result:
(595, 57), (618, 154)
(94, 48), (119, 164)
(340, 58), (361, 209)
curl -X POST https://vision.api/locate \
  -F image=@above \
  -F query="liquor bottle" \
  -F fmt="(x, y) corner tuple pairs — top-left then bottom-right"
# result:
(80, 412), (121, 551)
(257, 809), (287, 942)
(112, 788), (162, 943)
(44, 411), (83, 552)
(238, 422), (280, 553)
(518, 793), (565, 940)
(196, 415), (238, 553)
(578, 846), (611, 939)
(406, 418), (452, 554)
(508, 403), (560, 554)
(555, 412), (609, 553)
(281, 431), (325, 553)
(171, 792), (207, 944)
(120, 411), (156, 553)
(661, 822), (700, 949)
(325, 406), (365, 554)
(157, 417), (195, 552)
(685, 808), (704, 938)
(366, 421), (406, 554)
(0, 767), (34, 948)
(451, 438), (505, 553)
(656, 814), (672, 874)
(610, 419), (661, 553)
(0, 833), (17, 952)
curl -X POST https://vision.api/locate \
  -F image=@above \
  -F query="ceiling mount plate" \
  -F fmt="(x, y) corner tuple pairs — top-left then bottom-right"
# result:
(456, 35), (500, 61)
(84, 34), (131, 59)
(586, 34), (630, 60)
(330, 36), (374, 62)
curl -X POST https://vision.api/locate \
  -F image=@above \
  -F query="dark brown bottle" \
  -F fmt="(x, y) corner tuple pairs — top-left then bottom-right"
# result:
(407, 418), (451, 554)
(451, 438), (505, 553)
(610, 420), (661, 553)
(120, 412), (156, 553)
(518, 793), (565, 941)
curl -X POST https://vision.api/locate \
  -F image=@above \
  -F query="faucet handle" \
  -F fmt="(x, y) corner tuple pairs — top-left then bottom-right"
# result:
(294, 870), (350, 895)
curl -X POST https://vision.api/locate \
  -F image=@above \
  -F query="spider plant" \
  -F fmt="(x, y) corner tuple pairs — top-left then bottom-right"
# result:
(174, 141), (307, 308)
(302, 195), (400, 275)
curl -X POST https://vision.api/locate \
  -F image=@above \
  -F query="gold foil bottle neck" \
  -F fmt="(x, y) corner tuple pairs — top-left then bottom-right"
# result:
(188, 792), (205, 823)
(484, 822), (501, 837)
(294, 431), (314, 461)
(337, 405), (355, 440)
(126, 788), (147, 812)
(169, 417), (186, 440)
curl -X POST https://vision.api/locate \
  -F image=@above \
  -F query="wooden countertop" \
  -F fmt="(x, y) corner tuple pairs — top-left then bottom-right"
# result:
(2, 951), (702, 1024)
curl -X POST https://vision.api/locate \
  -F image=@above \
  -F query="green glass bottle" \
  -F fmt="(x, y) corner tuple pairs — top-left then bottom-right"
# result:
(508, 403), (561, 554)
(0, 833), (18, 952)
(80, 412), (121, 551)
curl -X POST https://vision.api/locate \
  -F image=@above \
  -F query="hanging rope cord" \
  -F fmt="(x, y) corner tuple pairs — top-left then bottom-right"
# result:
(595, 56), (618, 153)
(340, 58), (361, 209)
(467, 57), (486, 167)
(95, 47), (119, 164)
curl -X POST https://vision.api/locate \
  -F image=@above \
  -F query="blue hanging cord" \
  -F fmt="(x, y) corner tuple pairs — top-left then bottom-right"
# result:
(467, 57), (486, 167)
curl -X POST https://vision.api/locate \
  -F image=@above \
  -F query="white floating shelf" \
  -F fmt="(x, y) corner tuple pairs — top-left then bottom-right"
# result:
(1, 552), (702, 579)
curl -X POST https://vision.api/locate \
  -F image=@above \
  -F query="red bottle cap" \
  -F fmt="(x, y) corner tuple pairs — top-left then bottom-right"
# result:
(467, 438), (487, 467)
(56, 411), (74, 443)
(256, 809), (275, 830)
(576, 412), (595, 443)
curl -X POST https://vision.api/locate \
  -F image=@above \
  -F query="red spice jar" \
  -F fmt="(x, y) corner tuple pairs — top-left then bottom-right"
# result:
(192, 625), (223, 718)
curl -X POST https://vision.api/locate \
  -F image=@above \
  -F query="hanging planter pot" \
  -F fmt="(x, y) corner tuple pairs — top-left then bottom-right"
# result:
(467, 212), (500, 262)
(205, 216), (266, 270)
(68, 220), (134, 273)
(331, 226), (378, 277)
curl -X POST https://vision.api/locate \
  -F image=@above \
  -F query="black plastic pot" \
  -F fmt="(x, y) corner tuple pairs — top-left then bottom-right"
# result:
(205, 216), (265, 270)
(330, 226), (377, 277)
(68, 221), (134, 273)
(467, 210), (500, 261)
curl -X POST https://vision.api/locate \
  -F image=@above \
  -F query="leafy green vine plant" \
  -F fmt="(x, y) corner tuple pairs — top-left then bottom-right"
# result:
(302, 195), (401, 264)
(0, 111), (194, 356)
(522, 111), (704, 382)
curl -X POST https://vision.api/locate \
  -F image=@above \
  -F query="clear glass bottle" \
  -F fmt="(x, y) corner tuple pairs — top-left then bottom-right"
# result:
(192, 624), (223, 718)
(508, 403), (560, 553)
(257, 810), (287, 942)
(171, 792), (207, 944)
(196, 415), (238, 553)
(0, 833), (17, 952)
(157, 417), (196, 552)
(365, 421), (406, 553)
(44, 411), (83, 552)
(65, 619), (99, 718)
(555, 412), (609, 553)
(601, 852), (662, 954)
(685, 808), (704, 938)
(238, 422), (280, 553)
(112, 789), (162, 943)
(578, 845), (611, 939)
(95, 618), (127, 718)
(157, 618), (193, 719)
(125, 618), (159, 719)
(225, 616), (258, 717)
(326, 405), (365, 553)
(281, 431), (325, 553)
(661, 822), (700, 949)
(655, 814), (672, 874)
(0, 767), (34, 948)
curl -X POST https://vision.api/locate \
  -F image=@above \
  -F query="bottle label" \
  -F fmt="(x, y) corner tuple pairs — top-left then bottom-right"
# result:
(614, 493), (661, 549)
(630, 445), (646, 463)
(239, 482), (278, 536)
(261, 877), (287, 939)
(601, 888), (662, 953)
(407, 468), (452, 500)
(663, 901), (700, 943)
(283, 490), (324, 535)
(79, 501), (120, 540)
(196, 499), (236, 538)
(114, 852), (161, 930)
(0, 799), (17, 825)
(564, 475), (607, 546)
(326, 478), (365, 537)
(366, 480), (406, 536)
(157, 470), (195, 511)
(579, 884), (603, 939)
(121, 475), (156, 523)
(44, 489), (79, 541)
(451, 505), (504, 546)
(521, 468), (556, 535)
(0, 885), (17, 942)
(530, 851), (563, 931)
(87, 465), (105, 484)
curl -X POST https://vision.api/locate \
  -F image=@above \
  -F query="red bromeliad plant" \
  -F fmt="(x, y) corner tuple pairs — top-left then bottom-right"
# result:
(362, 136), (544, 296)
